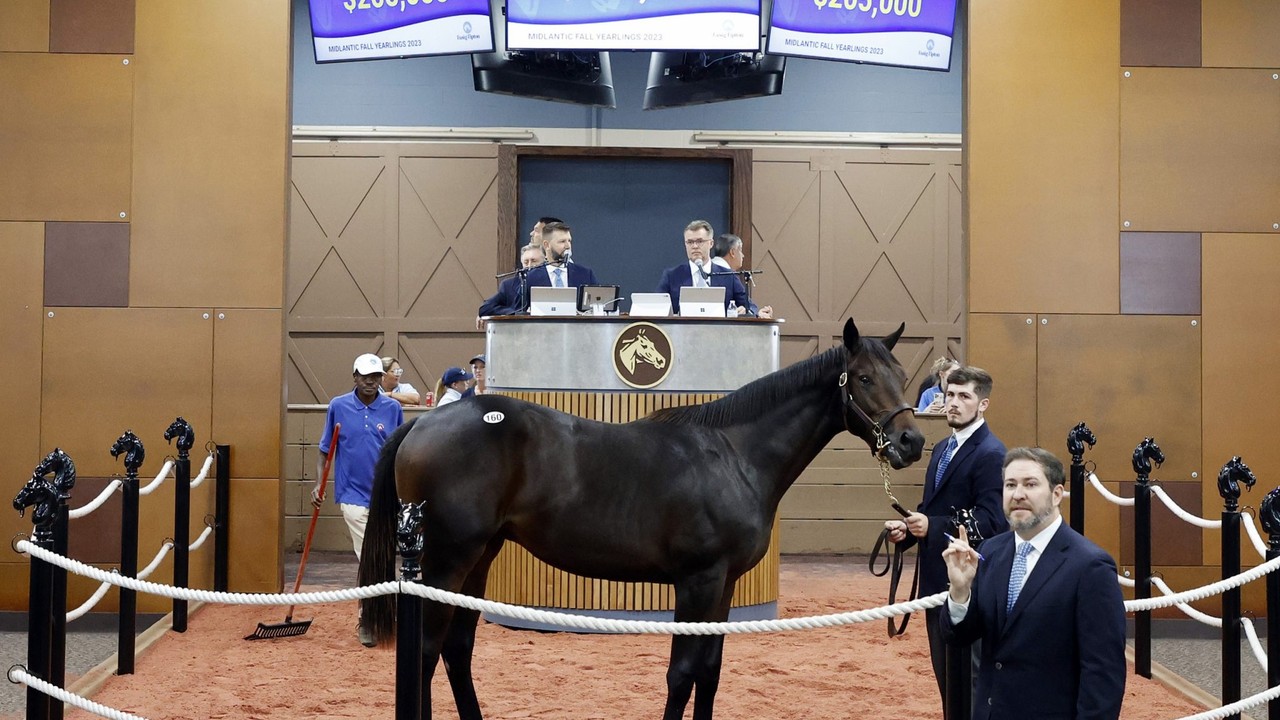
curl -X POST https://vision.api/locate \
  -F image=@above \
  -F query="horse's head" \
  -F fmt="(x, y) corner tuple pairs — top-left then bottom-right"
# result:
(1260, 487), (1280, 539)
(1066, 422), (1097, 462)
(13, 449), (75, 527)
(1130, 437), (1163, 477)
(630, 330), (666, 370)
(1217, 456), (1256, 510)
(32, 448), (77, 499)
(838, 319), (925, 469)
(164, 417), (195, 455)
(110, 430), (146, 474)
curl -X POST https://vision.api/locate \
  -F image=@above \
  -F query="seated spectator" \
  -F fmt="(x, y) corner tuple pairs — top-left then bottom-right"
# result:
(435, 367), (473, 407)
(379, 357), (421, 406)
(711, 232), (773, 319)
(470, 353), (487, 396)
(916, 357), (960, 413)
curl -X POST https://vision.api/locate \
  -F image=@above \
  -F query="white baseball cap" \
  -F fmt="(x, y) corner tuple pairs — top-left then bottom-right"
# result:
(353, 353), (384, 376)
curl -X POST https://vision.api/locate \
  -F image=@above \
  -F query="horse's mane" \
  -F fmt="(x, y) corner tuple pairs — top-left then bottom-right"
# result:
(645, 337), (890, 428)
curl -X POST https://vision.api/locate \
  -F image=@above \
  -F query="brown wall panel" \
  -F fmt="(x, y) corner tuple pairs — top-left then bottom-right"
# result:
(0, 54), (133, 221)
(212, 309), (284, 479)
(40, 308), (214, 477)
(1120, 0), (1200, 68)
(967, 313), (1037, 450)
(1201, 0), (1280, 68)
(129, 0), (290, 308)
(967, 0), (1120, 315)
(1120, 68), (1280, 233)
(49, 0), (135, 54)
(1119, 232), (1201, 315)
(0, 0), (50, 51)
(1118, 481), (1204, 566)
(1036, 315), (1201, 485)
(227, 478), (283, 592)
(0, 222), (47, 554)
(44, 221), (130, 307)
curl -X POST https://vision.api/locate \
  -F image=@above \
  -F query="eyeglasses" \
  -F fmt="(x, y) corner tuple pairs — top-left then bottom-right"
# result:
(684, 239), (711, 246)
(391, 368), (404, 377)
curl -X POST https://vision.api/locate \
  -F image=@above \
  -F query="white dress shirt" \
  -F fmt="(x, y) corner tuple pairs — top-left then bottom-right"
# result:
(948, 513), (1063, 623)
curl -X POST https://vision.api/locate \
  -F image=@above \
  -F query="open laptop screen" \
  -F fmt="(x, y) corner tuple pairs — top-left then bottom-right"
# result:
(679, 286), (727, 318)
(629, 292), (672, 318)
(529, 286), (579, 316)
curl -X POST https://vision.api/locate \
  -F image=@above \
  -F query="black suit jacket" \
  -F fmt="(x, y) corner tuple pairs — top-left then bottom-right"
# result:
(656, 263), (751, 315)
(942, 524), (1127, 720)
(900, 421), (1007, 595)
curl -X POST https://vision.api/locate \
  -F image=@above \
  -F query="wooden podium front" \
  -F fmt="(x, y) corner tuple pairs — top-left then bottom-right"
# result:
(483, 315), (782, 628)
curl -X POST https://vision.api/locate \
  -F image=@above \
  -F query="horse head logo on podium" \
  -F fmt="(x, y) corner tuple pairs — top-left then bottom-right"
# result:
(612, 322), (673, 389)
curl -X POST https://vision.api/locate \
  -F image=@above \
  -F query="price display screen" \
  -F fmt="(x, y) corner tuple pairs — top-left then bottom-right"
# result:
(309, 0), (494, 63)
(766, 0), (958, 71)
(506, 0), (761, 52)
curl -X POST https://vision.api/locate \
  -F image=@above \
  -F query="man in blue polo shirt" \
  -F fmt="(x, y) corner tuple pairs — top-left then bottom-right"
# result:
(312, 353), (404, 562)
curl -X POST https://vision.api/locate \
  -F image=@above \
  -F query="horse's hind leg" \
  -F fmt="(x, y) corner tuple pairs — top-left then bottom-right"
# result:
(418, 541), (493, 720)
(440, 537), (504, 720)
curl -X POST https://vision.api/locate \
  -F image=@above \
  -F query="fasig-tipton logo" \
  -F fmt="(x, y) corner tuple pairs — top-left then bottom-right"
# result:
(458, 20), (480, 41)
(919, 38), (940, 59)
(612, 322), (673, 389)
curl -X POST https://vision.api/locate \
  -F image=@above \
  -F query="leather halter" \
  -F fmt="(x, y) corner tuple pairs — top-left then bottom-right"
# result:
(837, 371), (913, 458)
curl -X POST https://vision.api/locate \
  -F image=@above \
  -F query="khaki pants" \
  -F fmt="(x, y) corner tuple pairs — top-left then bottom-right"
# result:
(340, 503), (370, 561)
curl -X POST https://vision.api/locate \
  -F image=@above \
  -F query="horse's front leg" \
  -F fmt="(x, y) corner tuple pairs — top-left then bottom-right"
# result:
(664, 567), (730, 720)
(690, 584), (736, 720)
(441, 538), (504, 720)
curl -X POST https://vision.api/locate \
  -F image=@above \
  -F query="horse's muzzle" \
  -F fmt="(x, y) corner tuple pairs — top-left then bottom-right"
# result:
(884, 429), (926, 469)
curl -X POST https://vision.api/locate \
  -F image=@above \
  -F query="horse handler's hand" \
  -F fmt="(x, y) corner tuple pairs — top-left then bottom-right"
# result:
(884, 520), (907, 543)
(905, 511), (929, 538)
(942, 525), (980, 603)
(310, 485), (324, 510)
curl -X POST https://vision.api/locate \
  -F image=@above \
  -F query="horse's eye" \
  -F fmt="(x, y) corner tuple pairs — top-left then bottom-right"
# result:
(858, 375), (872, 386)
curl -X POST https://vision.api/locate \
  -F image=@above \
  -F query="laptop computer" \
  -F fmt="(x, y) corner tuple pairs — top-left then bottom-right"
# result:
(629, 292), (672, 318)
(679, 286), (727, 318)
(529, 286), (579, 316)
(577, 284), (621, 314)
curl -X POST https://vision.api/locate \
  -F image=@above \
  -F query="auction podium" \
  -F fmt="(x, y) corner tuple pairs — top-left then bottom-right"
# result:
(482, 315), (782, 628)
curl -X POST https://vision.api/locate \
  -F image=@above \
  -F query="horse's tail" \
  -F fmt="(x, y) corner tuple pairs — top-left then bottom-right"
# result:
(358, 415), (418, 646)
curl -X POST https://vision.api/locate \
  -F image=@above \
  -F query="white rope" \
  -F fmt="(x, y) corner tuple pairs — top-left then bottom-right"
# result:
(188, 525), (215, 552)
(1150, 576), (1221, 628)
(1087, 472), (1134, 506)
(8, 666), (148, 720)
(189, 452), (215, 489)
(66, 577), (115, 622)
(1172, 681), (1280, 720)
(1117, 573), (1135, 588)
(1151, 486), (1221, 529)
(1125, 554), (1280, 612)
(137, 460), (174, 496)
(138, 542), (174, 580)
(1241, 513), (1271, 560)
(67, 480), (122, 519)
(1242, 616), (1268, 674)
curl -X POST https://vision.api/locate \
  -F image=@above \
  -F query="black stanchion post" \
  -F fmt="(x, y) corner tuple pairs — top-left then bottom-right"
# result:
(942, 645), (971, 720)
(166, 418), (195, 633)
(1132, 437), (1161, 680)
(214, 444), (230, 592)
(1066, 422), (1096, 534)
(1260, 486), (1280, 720)
(49, 503), (69, 720)
(111, 431), (144, 676)
(396, 502), (426, 720)
(1217, 457), (1255, 720)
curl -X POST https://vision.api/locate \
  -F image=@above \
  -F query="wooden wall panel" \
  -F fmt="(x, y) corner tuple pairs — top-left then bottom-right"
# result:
(0, 0), (50, 51)
(1120, 0), (1200, 68)
(967, 313), (1037, 450)
(1201, 0), (1280, 68)
(227, 478), (283, 592)
(49, 0), (135, 54)
(967, 0), (1120, 315)
(0, 54), (132, 221)
(1120, 68), (1280, 233)
(0, 223), (46, 558)
(129, 0), (289, 308)
(40, 308), (214, 477)
(1036, 315), (1201, 485)
(212, 309), (284, 479)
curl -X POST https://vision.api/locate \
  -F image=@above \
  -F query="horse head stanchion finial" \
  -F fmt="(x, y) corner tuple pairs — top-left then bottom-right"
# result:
(111, 430), (145, 478)
(1259, 487), (1280, 552)
(1067, 422), (1097, 465)
(164, 417), (195, 459)
(1217, 456), (1256, 513)
(13, 448), (77, 542)
(1131, 437), (1164, 486)
(397, 501), (427, 581)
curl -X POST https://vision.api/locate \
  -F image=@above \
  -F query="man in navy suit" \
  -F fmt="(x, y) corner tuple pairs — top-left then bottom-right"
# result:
(526, 221), (599, 292)
(884, 365), (1007, 704)
(657, 220), (753, 316)
(942, 447), (1126, 720)
(478, 242), (545, 318)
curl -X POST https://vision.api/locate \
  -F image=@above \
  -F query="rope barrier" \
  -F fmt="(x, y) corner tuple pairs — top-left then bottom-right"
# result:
(1172, 680), (1280, 720)
(67, 480), (122, 520)
(189, 452), (215, 489)
(1087, 472), (1135, 506)
(1151, 486), (1221, 529)
(1241, 513), (1270, 560)
(137, 460), (174, 497)
(1150, 577), (1221, 628)
(1124, 555), (1280, 612)
(8, 666), (148, 720)
(66, 541), (176, 622)
(188, 525), (214, 552)
(1241, 617), (1268, 674)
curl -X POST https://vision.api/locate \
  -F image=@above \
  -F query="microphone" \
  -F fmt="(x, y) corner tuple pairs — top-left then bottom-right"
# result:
(694, 259), (710, 281)
(562, 248), (572, 264)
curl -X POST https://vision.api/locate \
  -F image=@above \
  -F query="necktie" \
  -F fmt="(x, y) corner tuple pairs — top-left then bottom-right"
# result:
(554, 268), (565, 287)
(694, 267), (706, 287)
(1007, 542), (1034, 612)
(933, 435), (956, 489)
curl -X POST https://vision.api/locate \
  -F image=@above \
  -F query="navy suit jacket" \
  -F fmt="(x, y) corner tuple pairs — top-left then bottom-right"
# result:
(656, 263), (751, 315)
(900, 421), (1007, 595)
(942, 524), (1127, 720)
(477, 262), (600, 316)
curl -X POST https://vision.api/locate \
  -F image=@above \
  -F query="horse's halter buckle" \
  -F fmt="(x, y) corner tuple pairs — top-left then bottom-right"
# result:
(838, 371), (913, 508)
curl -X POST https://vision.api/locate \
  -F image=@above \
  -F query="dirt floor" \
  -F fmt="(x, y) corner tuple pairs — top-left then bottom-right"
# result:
(64, 557), (1203, 720)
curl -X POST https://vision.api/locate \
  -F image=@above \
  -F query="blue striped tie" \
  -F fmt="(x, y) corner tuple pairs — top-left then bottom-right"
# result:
(934, 435), (956, 489)
(554, 268), (565, 287)
(1007, 542), (1034, 612)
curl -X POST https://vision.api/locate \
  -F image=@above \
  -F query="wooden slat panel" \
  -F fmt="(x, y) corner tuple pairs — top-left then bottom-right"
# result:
(781, 484), (926, 520)
(968, 0), (1120, 314)
(968, 313), (1038, 451)
(779, 519), (903, 554)
(1201, 0), (1280, 68)
(1120, 68), (1280, 233)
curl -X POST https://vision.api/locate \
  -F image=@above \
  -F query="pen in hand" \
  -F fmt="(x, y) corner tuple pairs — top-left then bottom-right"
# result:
(944, 532), (986, 562)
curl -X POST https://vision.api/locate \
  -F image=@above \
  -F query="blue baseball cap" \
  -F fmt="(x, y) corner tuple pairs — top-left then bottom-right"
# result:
(442, 367), (474, 385)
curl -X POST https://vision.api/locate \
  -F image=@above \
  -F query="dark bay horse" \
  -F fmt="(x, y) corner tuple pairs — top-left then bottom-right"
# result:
(359, 318), (925, 719)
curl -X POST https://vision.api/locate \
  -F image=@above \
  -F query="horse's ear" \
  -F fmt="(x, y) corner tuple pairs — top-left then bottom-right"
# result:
(842, 318), (860, 352)
(882, 322), (905, 351)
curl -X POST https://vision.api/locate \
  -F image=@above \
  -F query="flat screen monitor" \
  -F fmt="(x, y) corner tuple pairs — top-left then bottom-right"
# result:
(308, 0), (494, 63)
(643, 51), (785, 110)
(766, 0), (959, 71)
(507, 0), (762, 52)
(576, 285), (621, 313)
